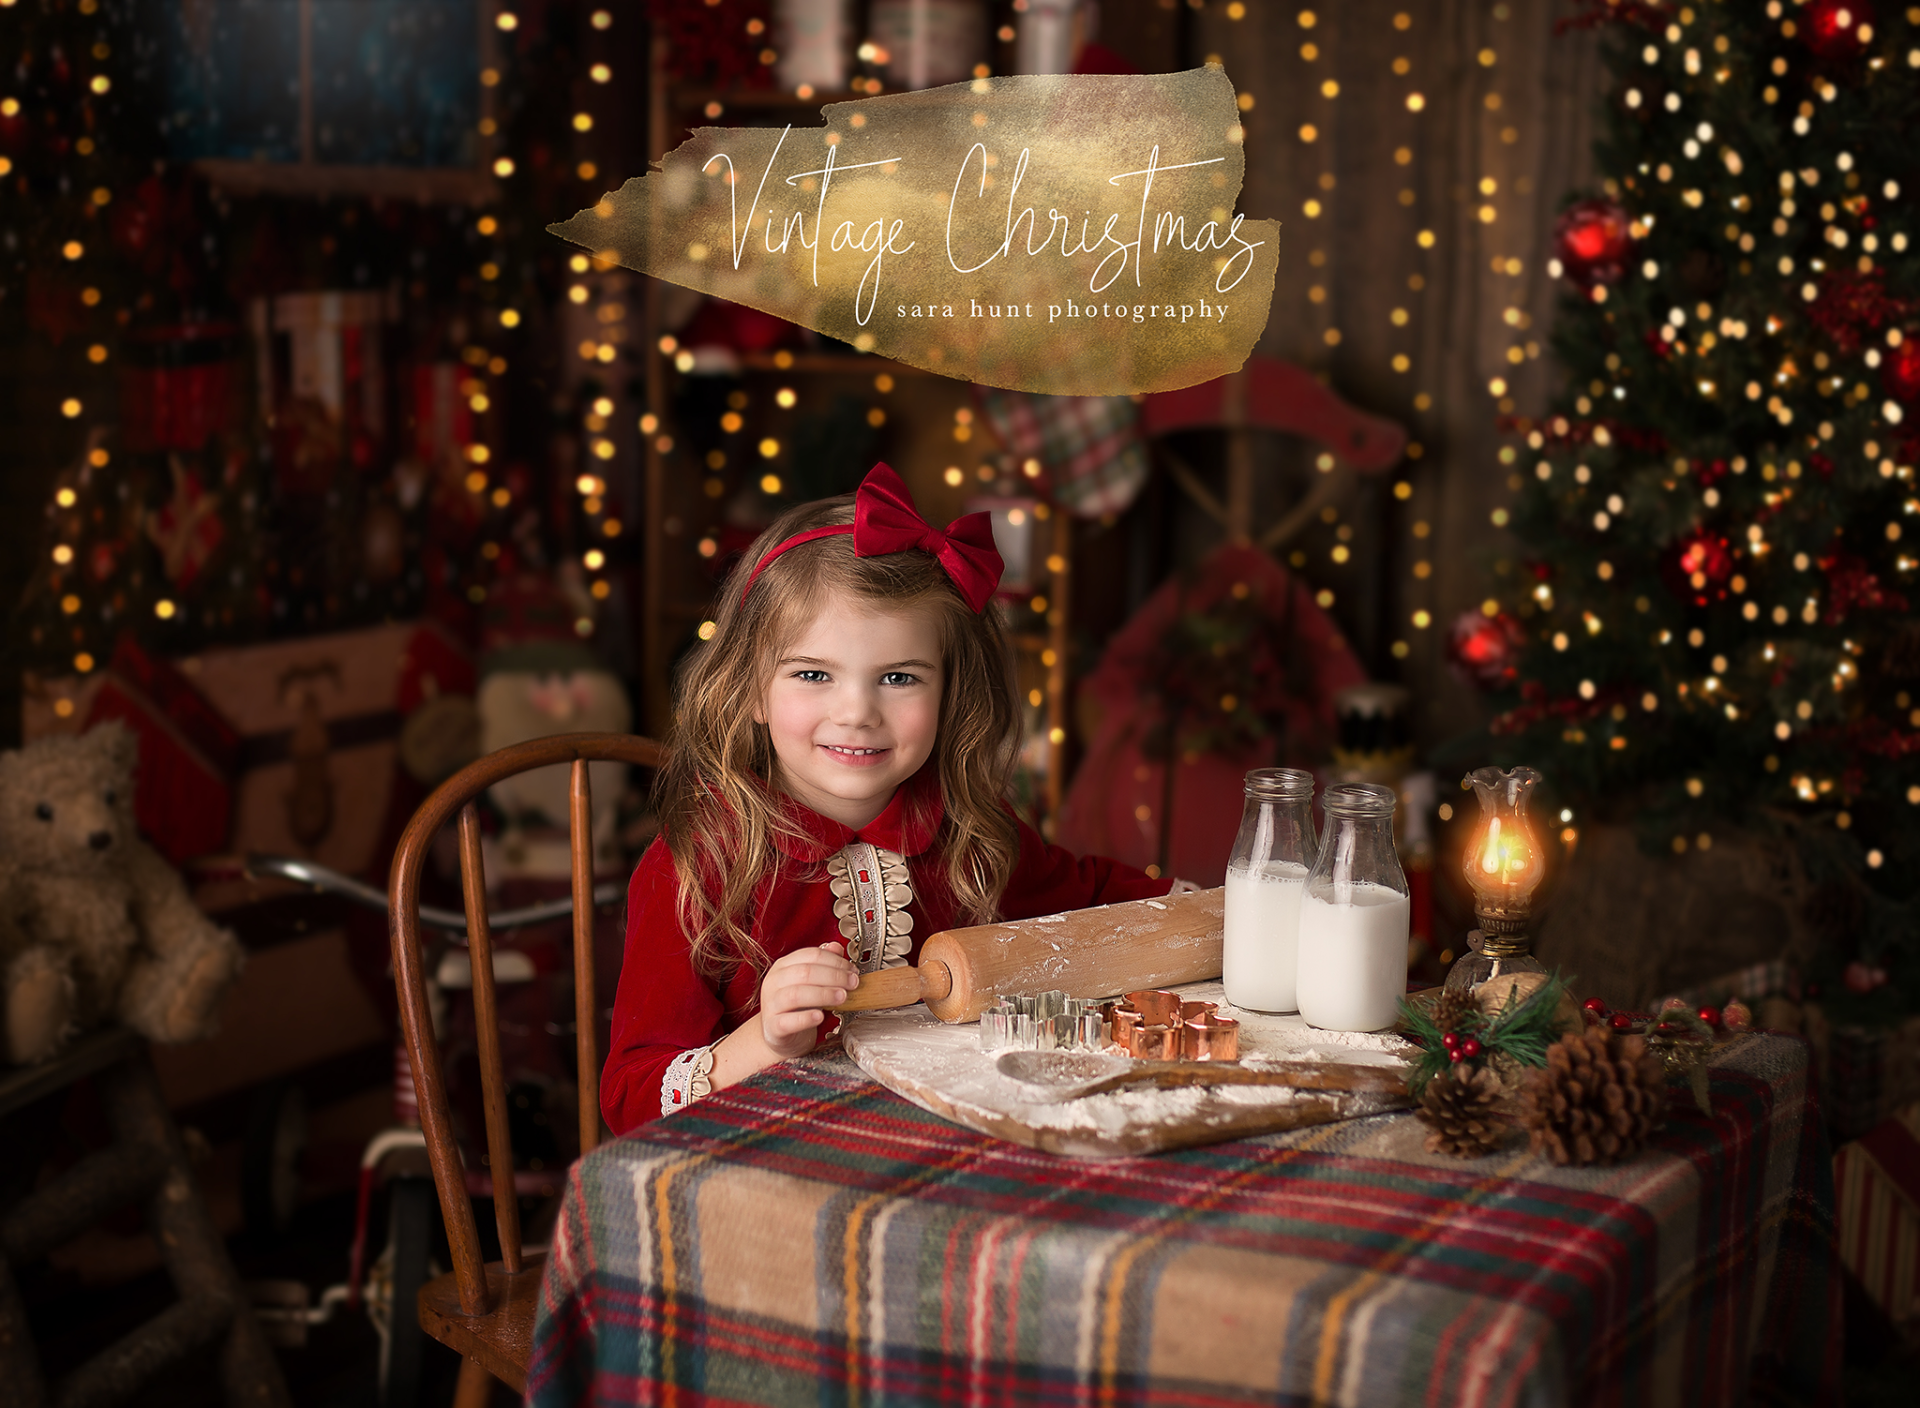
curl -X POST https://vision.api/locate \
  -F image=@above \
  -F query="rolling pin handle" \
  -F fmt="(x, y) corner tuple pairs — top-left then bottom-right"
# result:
(829, 959), (955, 1013)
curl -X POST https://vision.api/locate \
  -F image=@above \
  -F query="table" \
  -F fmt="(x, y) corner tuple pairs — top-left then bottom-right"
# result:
(527, 1034), (1840, 1407)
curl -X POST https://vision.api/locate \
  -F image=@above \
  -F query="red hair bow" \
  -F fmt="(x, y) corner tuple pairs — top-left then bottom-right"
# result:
(742, 462), (1005, 612)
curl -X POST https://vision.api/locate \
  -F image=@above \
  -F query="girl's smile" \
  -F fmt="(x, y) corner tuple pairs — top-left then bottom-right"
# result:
(821, 744), (892, 765)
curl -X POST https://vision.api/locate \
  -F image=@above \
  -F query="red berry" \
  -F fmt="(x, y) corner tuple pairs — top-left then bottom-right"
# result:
(1441, 1031), (1460, 1049)
(1698, 1006), (1720, 1027)
(1460, 1037), (1483, 1059)
(1582, 997), (1609, 1014)
(1449, 1047), (1467, 1063)
(1610, 1012), (1634, 1031)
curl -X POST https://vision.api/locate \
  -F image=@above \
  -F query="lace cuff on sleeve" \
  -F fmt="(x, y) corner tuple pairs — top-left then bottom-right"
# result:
(660, 1045), (716, 1117)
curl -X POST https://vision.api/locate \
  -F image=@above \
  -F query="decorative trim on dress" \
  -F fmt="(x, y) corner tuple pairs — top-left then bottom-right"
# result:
(660, 1045), (715, 1117)
(824, 841), (914, 971)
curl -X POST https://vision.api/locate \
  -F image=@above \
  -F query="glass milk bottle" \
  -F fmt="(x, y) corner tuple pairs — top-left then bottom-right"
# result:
(1296, 783), (1411, 1032)
(1222, 769), (1316, 1012)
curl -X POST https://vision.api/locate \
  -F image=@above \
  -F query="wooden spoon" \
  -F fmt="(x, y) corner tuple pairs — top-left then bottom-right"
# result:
(994, 1050), (1410, 1105)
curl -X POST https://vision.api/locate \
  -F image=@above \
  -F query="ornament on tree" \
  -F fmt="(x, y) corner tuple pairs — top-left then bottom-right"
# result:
(1551, 199), (1633, 289)
(1446, 608), (1526, 689)
(1800, 0), (1875, 59)
(1417, 1064), (1510, 1159)
(1664, 527), (1733, 605)
(1881, 336), (1920, 404)
(1521, 1027), (1668, 1167)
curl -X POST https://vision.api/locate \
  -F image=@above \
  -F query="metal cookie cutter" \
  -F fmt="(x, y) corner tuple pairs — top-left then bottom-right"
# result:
(1125, 989), (1182, 1026)
(1129, 1023), (1182, 1060)
(1180, 1013), (1240, 1061)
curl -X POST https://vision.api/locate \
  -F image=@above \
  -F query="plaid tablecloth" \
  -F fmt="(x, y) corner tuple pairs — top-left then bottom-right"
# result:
(528, 1035), (1839, 1407)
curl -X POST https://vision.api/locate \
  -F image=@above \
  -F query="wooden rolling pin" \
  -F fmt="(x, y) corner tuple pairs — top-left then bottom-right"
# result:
(834, 886), (1224, 1023)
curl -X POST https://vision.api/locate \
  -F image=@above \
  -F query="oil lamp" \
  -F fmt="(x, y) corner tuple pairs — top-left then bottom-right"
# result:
(1444, 766), (1549, 993)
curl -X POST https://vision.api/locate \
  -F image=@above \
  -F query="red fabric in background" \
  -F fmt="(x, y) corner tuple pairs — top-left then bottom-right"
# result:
(83, 636), (242, 866)
(1056, 544), (1367, 886)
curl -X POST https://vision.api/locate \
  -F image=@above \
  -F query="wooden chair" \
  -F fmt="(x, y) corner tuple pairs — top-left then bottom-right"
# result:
(388, 732), (665, 1402)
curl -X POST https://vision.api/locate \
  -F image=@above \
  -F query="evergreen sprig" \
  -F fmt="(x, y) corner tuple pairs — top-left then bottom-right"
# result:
(1399, 972), (1573, 1098)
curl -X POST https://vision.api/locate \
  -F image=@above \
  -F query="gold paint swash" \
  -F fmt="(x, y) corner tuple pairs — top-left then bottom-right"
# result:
(550, 69), (1279, 396)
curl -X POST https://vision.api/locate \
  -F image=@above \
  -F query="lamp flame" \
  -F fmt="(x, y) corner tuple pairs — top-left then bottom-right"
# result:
(1476, 815), (1538, 889)
(1461, 765), (1547, 908)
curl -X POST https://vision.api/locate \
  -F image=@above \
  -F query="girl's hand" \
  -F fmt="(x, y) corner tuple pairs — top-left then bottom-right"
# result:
(756, 942), (859, 1060)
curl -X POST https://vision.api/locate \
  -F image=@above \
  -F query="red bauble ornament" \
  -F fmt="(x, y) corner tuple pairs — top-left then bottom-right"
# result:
(1449, 1046), (1467, 1063)
(1882, 337), (1920, 404)
(1609, 1012), (1634, 1031)
(1446, 608), (1527, 689)
(1553, 199), (1633, 288)
(1698, 1006), (1721, 1028)
(1460, 1037), (1483, 1059)
(1801, 0), (1875, 59)
(1664, 528), (1734, 605)
(1582, 997), (1609, 1017)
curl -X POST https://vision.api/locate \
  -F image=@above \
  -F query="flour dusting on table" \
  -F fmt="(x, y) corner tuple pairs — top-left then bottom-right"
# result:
(844, 979), (1413, 1156)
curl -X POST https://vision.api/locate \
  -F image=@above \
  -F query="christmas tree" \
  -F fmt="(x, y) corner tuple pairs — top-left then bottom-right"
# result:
(1479, 0), (1920, 1024)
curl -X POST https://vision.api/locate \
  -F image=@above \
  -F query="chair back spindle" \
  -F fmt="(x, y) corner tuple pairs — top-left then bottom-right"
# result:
(569, 759), (601, 1157)
(389, 732), (664, 1318)
(457, 803), (524, 1274)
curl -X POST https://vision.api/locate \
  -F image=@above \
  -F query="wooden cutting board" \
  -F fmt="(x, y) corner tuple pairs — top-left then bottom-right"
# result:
(843, 982), (1414, 1158)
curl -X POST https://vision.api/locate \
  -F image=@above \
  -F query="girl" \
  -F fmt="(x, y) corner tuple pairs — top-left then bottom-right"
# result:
(602, 463), (1172, 1133)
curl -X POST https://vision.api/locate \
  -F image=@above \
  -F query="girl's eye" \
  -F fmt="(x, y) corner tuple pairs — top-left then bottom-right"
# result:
(794, 669), (830, 683)
(880, 671), (918, 687)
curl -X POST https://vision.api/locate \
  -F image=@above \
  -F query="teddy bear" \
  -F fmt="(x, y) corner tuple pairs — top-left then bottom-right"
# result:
(0, 721), (245, 1065)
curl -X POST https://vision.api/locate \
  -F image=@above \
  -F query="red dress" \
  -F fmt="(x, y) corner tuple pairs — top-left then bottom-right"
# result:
(601, 765), (1171, 1135)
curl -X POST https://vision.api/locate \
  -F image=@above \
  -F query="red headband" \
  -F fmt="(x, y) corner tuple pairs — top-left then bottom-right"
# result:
(740, 463), (1005, 613)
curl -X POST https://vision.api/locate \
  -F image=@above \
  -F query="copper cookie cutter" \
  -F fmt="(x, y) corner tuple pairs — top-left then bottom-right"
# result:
(1106, 991), (1239, 1062)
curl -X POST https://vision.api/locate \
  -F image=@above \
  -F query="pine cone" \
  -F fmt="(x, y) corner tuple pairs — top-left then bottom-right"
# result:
(1432, 986), (1479, 1037)
(1417, 1063), (1510, 1158)
(1521, 1027), (1669, 1167)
